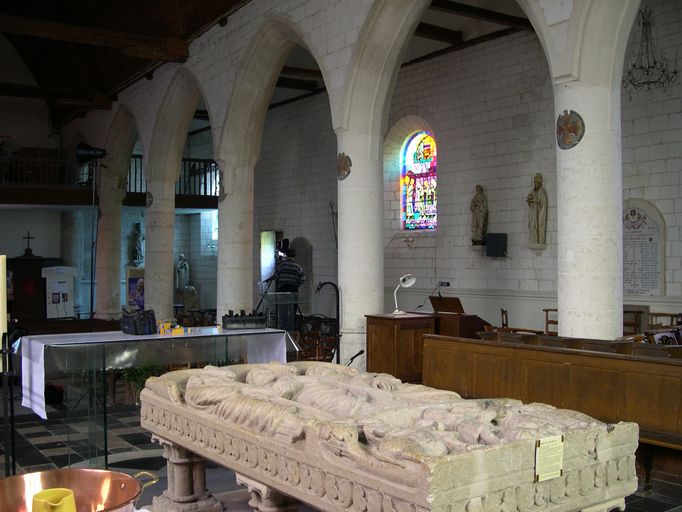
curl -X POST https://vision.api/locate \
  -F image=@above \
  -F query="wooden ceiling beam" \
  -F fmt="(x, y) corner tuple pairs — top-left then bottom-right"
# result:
(415, 22), (462, 44)
(0, 12), (189, 62)
(276, 76), (319, 92)
(428, 0), (532, 30)
(0, 82), (111, 109)
(280, 66), (323, 80)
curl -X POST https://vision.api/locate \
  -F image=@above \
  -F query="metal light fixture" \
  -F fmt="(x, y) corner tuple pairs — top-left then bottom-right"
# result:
(623, 7), (678, 90)
(393, 274), (416, 314)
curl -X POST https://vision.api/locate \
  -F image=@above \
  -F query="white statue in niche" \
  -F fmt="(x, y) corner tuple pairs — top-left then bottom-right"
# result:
(175, 253), (190, 290)
(526, 173), (547, 245)
(469, 184), (488, 245)
(131, 222), (145, 265)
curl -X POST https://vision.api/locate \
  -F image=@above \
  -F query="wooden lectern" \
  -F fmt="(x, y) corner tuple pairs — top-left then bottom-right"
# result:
(429, 296), (490, 338)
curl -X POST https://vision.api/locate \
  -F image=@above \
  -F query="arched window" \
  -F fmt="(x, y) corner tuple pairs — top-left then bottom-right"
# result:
(401, 131), (437, 230)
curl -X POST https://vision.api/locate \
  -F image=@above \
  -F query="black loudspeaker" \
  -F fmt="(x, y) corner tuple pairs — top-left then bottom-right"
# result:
(75, 143), (107, 163)
(486, 233), (507, 257)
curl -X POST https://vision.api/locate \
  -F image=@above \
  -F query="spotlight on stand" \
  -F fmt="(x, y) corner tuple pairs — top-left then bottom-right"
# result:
(393, 273), (416, 314)
(76, 143), (107, 163)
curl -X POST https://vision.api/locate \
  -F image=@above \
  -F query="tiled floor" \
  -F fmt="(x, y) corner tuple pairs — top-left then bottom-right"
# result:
(3, 395), (682, 510)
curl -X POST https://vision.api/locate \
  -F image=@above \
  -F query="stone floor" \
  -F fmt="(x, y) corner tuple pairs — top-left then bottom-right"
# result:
(2, 393), (682, 510)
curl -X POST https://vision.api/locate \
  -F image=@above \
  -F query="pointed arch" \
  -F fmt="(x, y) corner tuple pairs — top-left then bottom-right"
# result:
(146, 66), (206, 183)
(214, 15), (330, 316)
(217, 15), (329, 171)
(337, 0), (430, 148)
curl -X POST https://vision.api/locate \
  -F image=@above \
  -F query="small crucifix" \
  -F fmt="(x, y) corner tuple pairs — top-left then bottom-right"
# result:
(23, 230), (35, 256)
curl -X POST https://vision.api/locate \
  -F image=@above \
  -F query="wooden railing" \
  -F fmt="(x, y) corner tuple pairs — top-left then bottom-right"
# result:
(127, 155), (219, 197)
(0, 157), (86, 188)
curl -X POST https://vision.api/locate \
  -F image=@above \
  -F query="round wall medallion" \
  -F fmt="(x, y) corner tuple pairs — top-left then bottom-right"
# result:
(556, 110), (585, 150)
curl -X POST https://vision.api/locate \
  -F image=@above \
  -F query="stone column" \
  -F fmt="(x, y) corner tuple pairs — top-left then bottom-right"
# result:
(216, 162), (254, 318)
(152, 436), (222, 512)
(235, 473), (298, 512)
(555, 83), (622, 339)
(336, 131), (384, 367)
(94, 170), (126, 320)
(144, 179), (176, 321)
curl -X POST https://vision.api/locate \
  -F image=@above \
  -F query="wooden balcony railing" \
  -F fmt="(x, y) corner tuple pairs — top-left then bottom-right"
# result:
(127, 155), (219, 197)
(0, 157), (86, 188)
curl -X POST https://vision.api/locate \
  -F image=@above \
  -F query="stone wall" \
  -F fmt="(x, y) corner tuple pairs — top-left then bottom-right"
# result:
(254, 93), (338, 317)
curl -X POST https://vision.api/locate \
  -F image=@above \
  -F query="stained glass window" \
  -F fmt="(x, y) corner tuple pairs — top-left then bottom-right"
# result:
(401, 131), (437, 230)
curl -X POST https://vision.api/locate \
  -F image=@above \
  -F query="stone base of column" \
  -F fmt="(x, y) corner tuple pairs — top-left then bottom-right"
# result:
(152, 492), (223, 512)
(235, 474), (298, 512)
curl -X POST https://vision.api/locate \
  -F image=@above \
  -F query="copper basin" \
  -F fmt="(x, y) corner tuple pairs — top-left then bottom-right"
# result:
(0, 468), (156, 512)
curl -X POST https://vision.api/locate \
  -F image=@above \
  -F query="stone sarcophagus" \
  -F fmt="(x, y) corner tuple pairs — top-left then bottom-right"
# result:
(140, 362), (638, 512)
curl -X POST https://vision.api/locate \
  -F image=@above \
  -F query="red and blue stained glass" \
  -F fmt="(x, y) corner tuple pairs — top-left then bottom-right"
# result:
(401, 131), (437, 230)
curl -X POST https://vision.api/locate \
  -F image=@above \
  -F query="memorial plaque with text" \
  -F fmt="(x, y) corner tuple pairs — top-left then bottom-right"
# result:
(623, 206), (662, 296)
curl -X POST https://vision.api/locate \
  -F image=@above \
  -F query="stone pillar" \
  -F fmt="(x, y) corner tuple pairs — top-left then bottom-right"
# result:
(144, 179), (176, 321)
(235, 473), (298, 512)
(94, 170), (126, 320)
(216, 162), (254, 318)
(555, 82), (622, 339)
(336, 131), (384, 367)
(152, 436), (222, 512)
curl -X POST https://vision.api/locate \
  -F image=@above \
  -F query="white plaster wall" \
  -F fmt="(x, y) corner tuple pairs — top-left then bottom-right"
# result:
(384, 30), (556, 328)
(0, 210), (62, 258)
(621, 0), (682, 301)
(253, 93), (338, 318)
(184, 129), (213, 159)
(173, 212), (218, 309)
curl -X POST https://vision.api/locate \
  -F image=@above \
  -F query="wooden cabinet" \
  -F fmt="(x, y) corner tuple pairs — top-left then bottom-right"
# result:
(365, 313), (434, 382)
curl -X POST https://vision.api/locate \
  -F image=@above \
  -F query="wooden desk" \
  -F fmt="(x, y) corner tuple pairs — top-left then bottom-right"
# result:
(365, 313), (434, 382)
(434, 312), (490, 338)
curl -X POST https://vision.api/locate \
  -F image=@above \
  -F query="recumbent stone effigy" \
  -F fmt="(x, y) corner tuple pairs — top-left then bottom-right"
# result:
(140, 362), (638, 512)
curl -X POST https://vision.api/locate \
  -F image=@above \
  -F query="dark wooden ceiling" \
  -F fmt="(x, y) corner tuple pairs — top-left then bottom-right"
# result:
(0, 0), (530, 127)
(0, 0), (251, 125)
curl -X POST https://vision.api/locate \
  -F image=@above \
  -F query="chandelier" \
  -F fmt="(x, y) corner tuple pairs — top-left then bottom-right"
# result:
(623, 7), (678, 90)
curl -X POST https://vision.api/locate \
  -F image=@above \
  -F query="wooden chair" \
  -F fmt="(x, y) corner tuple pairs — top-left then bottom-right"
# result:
(648, 312), (678, 329)
(500, 308), (508, 328)
(622, 309), (642, 335)
(543, 308), (558, 335)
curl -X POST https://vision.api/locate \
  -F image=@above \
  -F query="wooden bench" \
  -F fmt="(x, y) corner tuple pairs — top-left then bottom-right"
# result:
(423, 334), (682, 491)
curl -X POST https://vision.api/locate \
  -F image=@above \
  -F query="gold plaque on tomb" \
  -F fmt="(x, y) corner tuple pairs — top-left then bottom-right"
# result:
(534, 434), (564, 482)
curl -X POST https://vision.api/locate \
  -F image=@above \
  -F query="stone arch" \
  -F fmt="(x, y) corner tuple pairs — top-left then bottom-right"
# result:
(338, 0), (430, 139)
(214, 16), (330, 316)
(146, 66), (206, 183)
(144, 66), (208, 319)
(384, 114), (437, 183)
(514, 0), (640, 87)
(95, 104), (139, 319)
(217, 15), (328, 170)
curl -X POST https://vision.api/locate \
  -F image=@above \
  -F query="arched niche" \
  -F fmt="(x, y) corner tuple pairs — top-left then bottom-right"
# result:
(623, 198), (666, 297)
(383, 114), (438, 241)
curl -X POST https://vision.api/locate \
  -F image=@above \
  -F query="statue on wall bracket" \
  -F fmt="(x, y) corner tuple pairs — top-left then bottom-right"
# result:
(469, 184), (488, 246)
(527, 173), (548, 248)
